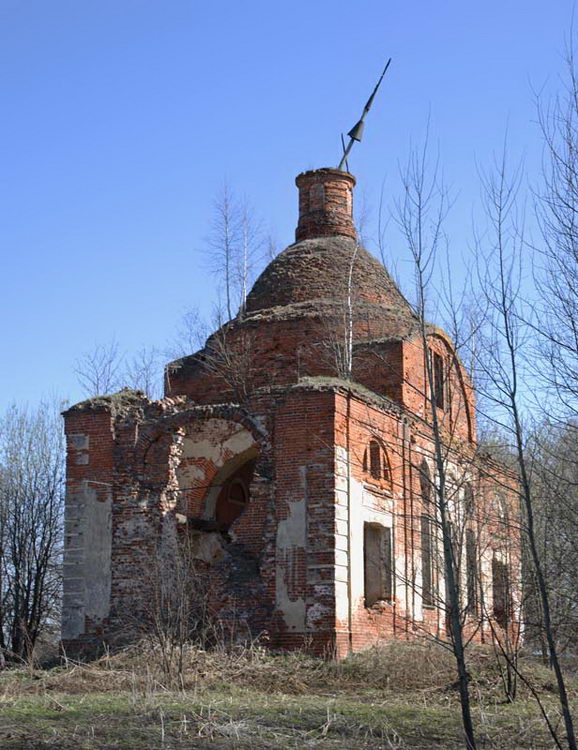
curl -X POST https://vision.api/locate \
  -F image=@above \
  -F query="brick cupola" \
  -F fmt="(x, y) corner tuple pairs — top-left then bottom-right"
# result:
(295, 168), (356, 242)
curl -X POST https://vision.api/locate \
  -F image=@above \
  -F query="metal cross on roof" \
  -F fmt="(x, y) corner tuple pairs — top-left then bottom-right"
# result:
(338, 58), (392, 172)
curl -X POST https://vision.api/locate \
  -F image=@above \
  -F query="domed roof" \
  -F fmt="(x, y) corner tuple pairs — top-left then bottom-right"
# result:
(245, 236), (414, 321)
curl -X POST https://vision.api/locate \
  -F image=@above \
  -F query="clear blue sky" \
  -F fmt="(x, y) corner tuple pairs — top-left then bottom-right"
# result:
(0, 0), (573, 410)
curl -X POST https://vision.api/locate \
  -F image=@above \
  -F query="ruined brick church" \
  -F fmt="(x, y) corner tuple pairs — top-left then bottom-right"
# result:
(62, 168), (520, 658)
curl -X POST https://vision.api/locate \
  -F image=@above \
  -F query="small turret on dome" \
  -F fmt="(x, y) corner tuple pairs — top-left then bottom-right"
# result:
(295, 168), (356, 242)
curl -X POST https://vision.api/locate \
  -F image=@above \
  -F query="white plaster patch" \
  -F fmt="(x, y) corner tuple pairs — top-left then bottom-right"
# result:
(335, 474), (348, 492)
(334, 533), (349, 552)
(68, 434), (89, 450)
(275, 467), (307, 631)
(181, 419), (254, 463)
(84, 490), (112, 623)
(61, 484), (112, 640)
(177, 464), (205, 482)
(222, 429), (254, 457)
(190, 531), (226, 564)
(335, 580), (349, 622)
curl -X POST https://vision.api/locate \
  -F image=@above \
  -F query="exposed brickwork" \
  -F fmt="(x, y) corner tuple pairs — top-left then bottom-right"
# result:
(295, 168), (356, 242)
(61, 168), (521, 659)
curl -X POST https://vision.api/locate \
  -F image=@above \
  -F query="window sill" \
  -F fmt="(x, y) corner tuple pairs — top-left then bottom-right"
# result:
(363, 483), (393, 497)
(365, 599), (395, 611)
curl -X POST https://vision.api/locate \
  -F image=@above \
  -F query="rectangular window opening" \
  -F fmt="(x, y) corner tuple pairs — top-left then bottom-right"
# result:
(364, 523), (394, 607)
(433, 352), (446, 411)
(421, 514), (435, 607)
(492, 558), (511, 629)
(466, 528), (478, 615)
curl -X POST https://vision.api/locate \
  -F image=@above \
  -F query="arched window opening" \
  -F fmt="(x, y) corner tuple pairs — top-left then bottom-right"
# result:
(429, 350), (447, 411)
(369, 440), (381, 479)
(364, 522), (394, 606)
(363, 439), (391, 485)
(214, 457), (256, 530)
(421, 514), (435, 607)
(419, 460), (435, 607)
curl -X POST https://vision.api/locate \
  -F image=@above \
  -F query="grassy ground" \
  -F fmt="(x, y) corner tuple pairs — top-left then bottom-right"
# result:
(0, 642), (575, 748)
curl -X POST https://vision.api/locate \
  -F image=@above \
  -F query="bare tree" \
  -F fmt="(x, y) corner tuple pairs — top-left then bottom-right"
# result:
(375, 179), (401, 287)
(264, 233), (280, 263)
(123, 345), (163, 399)
(205, 184), (265, 321)
(530, 43), (578, 671)
(316, 241), (360, 380)
(535, 43), (578, 422)
(237, 199), (263, 316)
(473, 146), (577, 749)
(74, 340), (124, 397)
(75, 340), (164, 400)
(206, 182), (241, 321)
(525, 422), (578, 657)
(202, 318), (255, 404)
(0, 401), (65, 662)
(165, 307), (209, 361)
(396, 131), (478, 750)
(130, 530), (217, 689)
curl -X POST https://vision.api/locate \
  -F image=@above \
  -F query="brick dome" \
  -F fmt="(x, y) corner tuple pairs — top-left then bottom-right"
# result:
(245, 236), (412, 318)
(244, 168), (415, 333)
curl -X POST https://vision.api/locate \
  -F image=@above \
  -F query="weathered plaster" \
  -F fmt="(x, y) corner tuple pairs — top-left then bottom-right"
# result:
(62, 482), (112, 640)
(275, 466), (307, 630)
(190, 531), (226, 564)
(181, 419), (254, 462)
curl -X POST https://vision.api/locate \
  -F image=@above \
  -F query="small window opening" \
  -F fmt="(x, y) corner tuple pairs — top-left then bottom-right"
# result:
(364, 523), (394, 606)
(492, 558), (511, 628)
(432, 351), (446, 411)
(420, 460), (432, 504)
(420, 460), (435, 607)
(466, 529), (478, 614)
(364, 439), (391, 485)
(421, 514), (435, 607)
(369, 440), (382, 479)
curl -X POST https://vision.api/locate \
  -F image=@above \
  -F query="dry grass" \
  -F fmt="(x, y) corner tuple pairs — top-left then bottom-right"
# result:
(0, 641), (576, 748)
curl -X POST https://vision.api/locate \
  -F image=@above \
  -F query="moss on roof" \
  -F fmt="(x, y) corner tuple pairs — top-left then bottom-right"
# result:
(64, 388), (149, 415)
